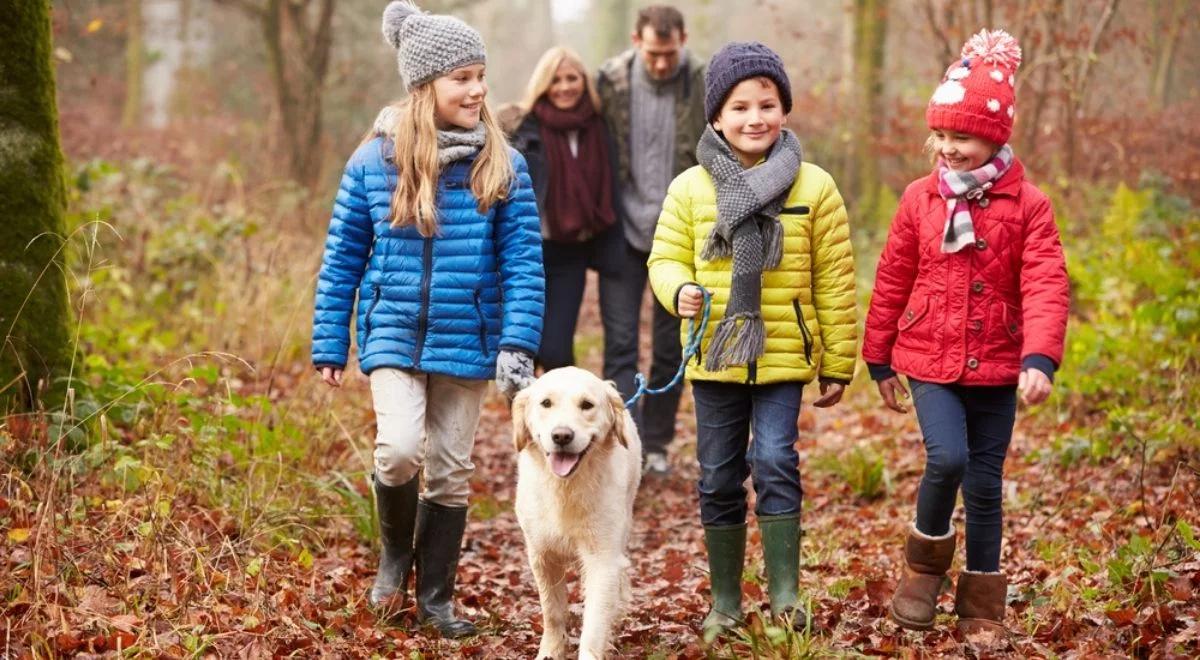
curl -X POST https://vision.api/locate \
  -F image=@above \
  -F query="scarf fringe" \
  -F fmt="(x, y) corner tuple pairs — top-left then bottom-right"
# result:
(705, 314), (766, 371)
(762, 219), (783, 270)
(700, 217), (783, 265)
(700, 232), (732, 261)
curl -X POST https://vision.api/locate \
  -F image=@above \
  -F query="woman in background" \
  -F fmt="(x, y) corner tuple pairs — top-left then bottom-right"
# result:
(506, 47), (621, 373)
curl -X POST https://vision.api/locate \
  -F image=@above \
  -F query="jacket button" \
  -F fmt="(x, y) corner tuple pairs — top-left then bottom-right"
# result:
(978, 197), (990, 208)
(1009, 323), (1019, 333)
(972, 281), (984, 293)
(967, 357), (980, 369)
(971, 319), (983, 331)
(905, 309), (914, 320)
(975, 238), (988, 250)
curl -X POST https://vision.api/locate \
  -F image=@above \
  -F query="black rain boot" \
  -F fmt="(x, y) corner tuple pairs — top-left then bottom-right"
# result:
(369, 475), (419, 613)
(414, 499), (478, 638)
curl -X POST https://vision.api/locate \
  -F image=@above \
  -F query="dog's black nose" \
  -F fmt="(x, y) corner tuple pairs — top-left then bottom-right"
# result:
(551, 426), (574, 446)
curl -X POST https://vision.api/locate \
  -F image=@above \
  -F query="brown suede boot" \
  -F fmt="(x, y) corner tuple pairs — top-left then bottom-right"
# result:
(955, 571), (1007, 644)
(889, 524), (956, 630)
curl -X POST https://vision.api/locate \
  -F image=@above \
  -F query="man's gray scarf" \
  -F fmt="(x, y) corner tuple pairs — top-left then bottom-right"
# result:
(372, 105), (487, 167)
(697, 125), (803, 371)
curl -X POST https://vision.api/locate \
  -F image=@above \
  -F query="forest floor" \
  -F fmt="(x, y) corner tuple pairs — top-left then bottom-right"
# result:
(3, 274), (1198, 658)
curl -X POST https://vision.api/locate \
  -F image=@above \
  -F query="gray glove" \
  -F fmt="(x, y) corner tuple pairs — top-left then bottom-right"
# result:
(495, 349), (535, 398)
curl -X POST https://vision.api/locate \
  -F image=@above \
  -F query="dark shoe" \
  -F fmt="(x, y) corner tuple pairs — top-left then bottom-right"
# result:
(702, 524), (746, 639)
(889, 524), (955, 630)
(414, 499), (478, 638)
(955, 571), (1008, 645)
(369, 475), (419, 612)
(759, 513), (813, 632)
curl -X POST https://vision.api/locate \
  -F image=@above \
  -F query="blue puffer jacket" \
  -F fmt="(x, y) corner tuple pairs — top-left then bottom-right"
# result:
(311, 136), (544, 379)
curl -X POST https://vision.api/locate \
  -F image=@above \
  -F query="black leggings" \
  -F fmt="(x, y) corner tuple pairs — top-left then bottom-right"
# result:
(910, 378), (1017, 572)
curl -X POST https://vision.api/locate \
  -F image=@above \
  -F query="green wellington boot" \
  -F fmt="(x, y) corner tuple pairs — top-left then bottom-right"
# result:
(702, 523), (747, 638)
(759, 513), (813, 632)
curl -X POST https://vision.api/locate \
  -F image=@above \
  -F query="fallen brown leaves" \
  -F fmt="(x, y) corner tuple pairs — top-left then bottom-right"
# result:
(2, 302), (1198, 657)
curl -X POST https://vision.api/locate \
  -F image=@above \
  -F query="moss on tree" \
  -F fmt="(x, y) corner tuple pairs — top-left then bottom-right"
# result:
(0, 1), (73, 411)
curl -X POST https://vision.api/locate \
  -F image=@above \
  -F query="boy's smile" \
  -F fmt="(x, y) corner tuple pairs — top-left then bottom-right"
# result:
(712, 77), (786, 168)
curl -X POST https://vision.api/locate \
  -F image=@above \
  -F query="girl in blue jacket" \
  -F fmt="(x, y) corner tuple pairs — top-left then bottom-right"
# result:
(311, 2), (543, 637)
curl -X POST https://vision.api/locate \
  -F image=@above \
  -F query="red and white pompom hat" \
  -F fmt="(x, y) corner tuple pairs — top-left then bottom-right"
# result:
(926, 29), (1022, 146)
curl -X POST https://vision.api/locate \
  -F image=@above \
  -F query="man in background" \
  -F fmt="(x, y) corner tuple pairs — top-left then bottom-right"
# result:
(597, 5), (706, 476)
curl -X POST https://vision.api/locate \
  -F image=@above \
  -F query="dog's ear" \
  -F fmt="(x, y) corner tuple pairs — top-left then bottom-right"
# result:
(511, 388), (532, 452)
(606, 385), (629, 448)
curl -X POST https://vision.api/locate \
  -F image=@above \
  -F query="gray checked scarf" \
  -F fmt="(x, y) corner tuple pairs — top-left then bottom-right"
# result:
(371, 105), (487, 166)
(697, 125), (803, 371)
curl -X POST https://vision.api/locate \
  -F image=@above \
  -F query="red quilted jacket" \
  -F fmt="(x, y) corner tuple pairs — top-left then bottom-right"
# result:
(863, 159), (1069, 385)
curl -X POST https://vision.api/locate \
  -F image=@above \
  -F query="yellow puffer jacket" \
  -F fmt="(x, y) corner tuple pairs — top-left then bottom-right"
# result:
(648, 162), (858, 384)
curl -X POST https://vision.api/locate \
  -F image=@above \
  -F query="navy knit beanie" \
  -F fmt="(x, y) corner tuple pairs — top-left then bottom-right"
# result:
(704, 41), (792, 122)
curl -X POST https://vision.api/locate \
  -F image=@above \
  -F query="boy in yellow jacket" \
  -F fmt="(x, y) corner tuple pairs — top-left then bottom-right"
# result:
(648, 41), (857, 637)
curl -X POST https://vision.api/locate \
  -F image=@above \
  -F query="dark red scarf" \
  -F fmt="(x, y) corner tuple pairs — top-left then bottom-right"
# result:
(532, 97), (615, 242)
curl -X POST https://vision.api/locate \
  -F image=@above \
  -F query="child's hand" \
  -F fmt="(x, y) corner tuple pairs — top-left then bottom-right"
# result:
(1018, 368), (1052, 405)
(496, 349), (535, 399)
(812, 380), (845, 408)
(876, 376), (910, 413)
(320, 367), (343, 388)
(677, 285), (705, 318)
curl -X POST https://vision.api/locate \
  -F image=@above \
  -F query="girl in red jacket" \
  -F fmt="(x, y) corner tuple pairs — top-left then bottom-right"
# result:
(862, 29), (1068, 641)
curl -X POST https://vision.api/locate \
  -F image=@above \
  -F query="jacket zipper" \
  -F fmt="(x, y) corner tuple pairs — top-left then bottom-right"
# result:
(473, 289), (489, 357)
(364, 283), (382, 342)
(414, 237), (433, 368)
(793, 300), (814, 365)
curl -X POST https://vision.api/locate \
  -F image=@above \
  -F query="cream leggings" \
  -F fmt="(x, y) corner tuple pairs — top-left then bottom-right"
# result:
(369, 368), (487, 507)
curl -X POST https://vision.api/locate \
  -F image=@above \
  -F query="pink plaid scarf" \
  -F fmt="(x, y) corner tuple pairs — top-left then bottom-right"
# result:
(937, 144), (1013, 253)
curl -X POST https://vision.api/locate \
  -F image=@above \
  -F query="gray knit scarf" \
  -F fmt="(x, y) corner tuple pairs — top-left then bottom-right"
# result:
(697, 125), (803, 371)
(436, 123), (487, 166)
(371, 105), (487, 166)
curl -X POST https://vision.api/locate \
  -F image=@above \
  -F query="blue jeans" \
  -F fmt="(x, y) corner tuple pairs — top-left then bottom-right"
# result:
(910, 378), (1017, 572)
(692, 380), (804, 527)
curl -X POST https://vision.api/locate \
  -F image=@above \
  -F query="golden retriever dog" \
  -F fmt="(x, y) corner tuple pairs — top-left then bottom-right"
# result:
(511, 367), (642, 660)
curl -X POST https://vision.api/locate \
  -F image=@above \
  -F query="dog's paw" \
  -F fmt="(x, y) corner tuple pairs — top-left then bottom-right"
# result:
(536, 636), (568, 660)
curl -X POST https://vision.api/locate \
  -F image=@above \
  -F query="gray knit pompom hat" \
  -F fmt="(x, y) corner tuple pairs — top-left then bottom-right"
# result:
(381, 1), (487, 90)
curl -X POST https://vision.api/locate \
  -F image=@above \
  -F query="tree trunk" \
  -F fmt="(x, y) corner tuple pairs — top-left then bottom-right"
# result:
(851, 0), (889, 229)
(218, 0), (335, 186)
(1063, 0), (1119, 178)
(260, 0), (334, 187)
(123, 0), (144, 128)
(596, 0), (632, 63)
(1149, 0), (1185, 110)
(0, 0), (73, 411)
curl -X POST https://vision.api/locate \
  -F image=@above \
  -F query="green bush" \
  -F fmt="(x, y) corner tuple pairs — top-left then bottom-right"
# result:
(1047, 176), (1200, 461)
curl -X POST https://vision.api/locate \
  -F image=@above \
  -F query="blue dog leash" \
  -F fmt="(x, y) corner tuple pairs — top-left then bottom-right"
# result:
(624, 288), (712, 410)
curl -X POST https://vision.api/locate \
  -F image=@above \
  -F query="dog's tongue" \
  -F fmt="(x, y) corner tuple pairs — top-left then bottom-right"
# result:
(549, 452), (580, 477)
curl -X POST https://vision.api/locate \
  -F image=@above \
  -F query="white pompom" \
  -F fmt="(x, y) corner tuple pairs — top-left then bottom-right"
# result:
(987, 99), (1001, 112)
(961, 29), (1022, 70)
(382, 1), (421, 49)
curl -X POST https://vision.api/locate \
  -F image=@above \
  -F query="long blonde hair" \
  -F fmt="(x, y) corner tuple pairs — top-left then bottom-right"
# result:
(519, 46), (602, 113)
(377, 84), (514, 237)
